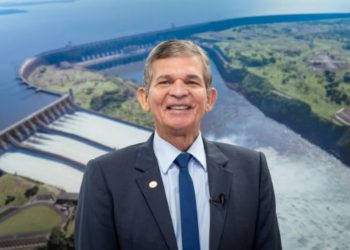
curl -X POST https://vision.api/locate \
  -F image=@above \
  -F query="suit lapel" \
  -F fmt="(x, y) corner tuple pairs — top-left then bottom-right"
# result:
(204, 139), (233, 250)
(135, 135), (178, 250)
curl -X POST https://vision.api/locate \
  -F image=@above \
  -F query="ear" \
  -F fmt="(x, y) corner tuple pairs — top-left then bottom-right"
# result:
(205, 87), (217, 112)
(137, 87), (150, 112)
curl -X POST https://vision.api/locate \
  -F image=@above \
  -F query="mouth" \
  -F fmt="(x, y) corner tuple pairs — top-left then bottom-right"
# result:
(166, 105), (192, 110)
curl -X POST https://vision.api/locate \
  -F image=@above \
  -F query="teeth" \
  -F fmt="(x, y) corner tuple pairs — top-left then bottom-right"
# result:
(170, 106), (189, 110)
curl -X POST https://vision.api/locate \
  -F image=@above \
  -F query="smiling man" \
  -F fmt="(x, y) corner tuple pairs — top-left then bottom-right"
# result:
(75, 40), (282, 250)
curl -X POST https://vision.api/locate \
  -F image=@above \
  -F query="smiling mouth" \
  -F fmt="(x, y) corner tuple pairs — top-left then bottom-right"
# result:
(167, 105), (192, 110)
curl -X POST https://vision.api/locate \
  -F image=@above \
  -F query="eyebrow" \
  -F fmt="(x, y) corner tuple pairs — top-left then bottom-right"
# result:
(186, 74), (202, 81)
(155, 74), (202, 81)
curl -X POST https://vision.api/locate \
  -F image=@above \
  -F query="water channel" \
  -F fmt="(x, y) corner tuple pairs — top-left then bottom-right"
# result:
(105, 61), (350, 249)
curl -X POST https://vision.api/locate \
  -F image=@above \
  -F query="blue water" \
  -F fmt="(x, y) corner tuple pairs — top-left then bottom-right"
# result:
(1, 0), (350, 129)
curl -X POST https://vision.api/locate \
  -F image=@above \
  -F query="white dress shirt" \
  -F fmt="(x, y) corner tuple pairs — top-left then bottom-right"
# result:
(153, 131), (210, 250)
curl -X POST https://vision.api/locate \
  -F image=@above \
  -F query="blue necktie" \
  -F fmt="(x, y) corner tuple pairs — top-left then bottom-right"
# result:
(174, 153), (200, 250)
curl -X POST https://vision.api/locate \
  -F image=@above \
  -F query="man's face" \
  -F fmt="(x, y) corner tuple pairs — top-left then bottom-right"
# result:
(137, 55), (217, 138)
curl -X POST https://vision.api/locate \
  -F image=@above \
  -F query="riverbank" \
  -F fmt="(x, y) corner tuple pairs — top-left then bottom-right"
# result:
(197, 18), (350, 166)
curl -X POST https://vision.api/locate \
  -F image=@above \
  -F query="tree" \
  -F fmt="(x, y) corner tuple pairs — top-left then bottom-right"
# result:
(47, 227), (66, 250)
(343, 72), (350, 83)
(343, 42), (350, 50)
(324, 70), (336, 83)
(24, 185), (39, 198)
(35, 228), (75, 250)
(47, 227), (74, 250)
(5, 195), (15, 205)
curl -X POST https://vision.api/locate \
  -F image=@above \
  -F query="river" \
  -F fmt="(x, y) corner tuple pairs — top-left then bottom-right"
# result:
(103, 61), (350, 249)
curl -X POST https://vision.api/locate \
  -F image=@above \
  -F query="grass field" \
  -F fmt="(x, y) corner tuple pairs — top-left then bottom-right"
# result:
(0, 204), (62, 236)
(64, 207), (76, 237)
(0, 174), (60, 210)
(195, 18), (350, 124)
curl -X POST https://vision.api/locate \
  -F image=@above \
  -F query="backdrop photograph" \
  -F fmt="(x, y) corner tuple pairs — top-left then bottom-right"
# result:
(0, 0), (350, 249)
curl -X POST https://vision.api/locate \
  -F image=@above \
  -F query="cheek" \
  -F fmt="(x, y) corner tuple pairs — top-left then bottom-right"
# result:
(152, 90), (168, 103)
(147, 94), (163, 111)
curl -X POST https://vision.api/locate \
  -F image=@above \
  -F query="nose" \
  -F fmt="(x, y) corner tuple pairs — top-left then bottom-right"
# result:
(169, 79), (188, 98)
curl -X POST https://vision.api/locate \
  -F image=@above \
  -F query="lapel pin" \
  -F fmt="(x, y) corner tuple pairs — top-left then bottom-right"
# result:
(149, 181), (158, 189)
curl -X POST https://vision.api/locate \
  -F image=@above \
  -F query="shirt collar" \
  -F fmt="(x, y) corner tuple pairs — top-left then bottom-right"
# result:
(153, 131), (207, 174)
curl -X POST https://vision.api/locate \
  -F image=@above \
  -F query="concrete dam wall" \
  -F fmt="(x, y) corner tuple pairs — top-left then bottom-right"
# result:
(19, 13), (350, 84)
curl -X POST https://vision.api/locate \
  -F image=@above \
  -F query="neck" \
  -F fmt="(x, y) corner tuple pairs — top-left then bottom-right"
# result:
(156, 129), (199, 152)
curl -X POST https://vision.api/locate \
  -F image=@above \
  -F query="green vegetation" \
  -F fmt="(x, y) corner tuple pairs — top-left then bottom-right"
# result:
(0, 174), (76, 248)
(64, 212), (75, 237)
(0, 174), (60, 210)
(36, 227), (75, 250)
(195, 18), (350, 124)
(196, 18), (350, 165)
(28, 66), (153, 128)
(61, 206), (75, 237)
(0, 204), (62, 236)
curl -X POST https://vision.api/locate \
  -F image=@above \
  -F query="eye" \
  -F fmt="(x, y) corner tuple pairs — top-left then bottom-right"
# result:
(158, 79), (171, 85)
(186, 80), (199, 85)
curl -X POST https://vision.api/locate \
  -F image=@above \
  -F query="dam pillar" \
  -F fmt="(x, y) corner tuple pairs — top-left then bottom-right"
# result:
(53, 106), (61, 117)
(39, 114), (50, 125)
(13, 129), (24, 141)
(5, 134), (19, 145)
(0, 139), (8, 151)
(20, 124), (31, 137)
(48, 110), (56, 120)
(28, 120), (37, 130)
(34, 117), (47, 127)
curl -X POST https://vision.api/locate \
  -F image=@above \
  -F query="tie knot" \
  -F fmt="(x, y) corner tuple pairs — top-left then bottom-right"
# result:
(174, 152), (192, 169)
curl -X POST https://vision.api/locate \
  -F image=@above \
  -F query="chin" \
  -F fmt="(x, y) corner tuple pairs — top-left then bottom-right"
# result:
(166, 123), (198, 134)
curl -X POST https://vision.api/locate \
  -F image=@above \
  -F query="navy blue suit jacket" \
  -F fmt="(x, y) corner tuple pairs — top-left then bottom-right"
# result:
(75, 135), (282, 250)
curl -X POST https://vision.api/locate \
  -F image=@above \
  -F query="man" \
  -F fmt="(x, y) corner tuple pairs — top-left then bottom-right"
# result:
(75, 40), (282, 250)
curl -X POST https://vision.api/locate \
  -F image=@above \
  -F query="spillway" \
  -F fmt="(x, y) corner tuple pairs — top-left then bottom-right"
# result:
(49, 111), (151, 149)
(0, 109), (152, 193)
(0, 151), (83, 192)
(22, 132), (109, 165)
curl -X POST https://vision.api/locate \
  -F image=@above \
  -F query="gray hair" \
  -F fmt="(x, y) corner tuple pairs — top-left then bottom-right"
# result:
(143, 40), (212, 90)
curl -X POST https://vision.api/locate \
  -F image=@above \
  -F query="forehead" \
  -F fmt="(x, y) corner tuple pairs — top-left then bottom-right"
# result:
(150, 56), (205, 79)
